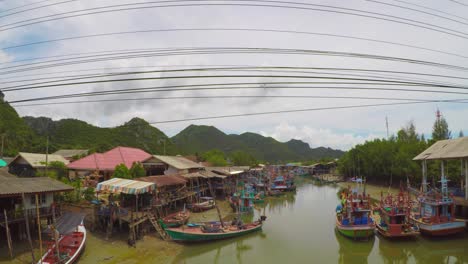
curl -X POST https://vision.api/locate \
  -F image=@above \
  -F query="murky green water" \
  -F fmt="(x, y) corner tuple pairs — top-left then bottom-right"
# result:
(3, 178), (468, 263)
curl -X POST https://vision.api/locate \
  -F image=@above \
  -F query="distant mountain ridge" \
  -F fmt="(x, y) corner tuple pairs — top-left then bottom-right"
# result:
(1, 100), (344, 162)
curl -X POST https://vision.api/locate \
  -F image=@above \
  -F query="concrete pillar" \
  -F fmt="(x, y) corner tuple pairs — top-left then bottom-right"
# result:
(465, 159), (468, 200)
(422, 160), (428, 193)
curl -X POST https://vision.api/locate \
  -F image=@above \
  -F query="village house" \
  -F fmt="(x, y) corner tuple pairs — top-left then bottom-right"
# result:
(8, 152), (70, 177)
(0, 168), (73, 253)
(52, 149), (89, 161)
(142, 155), (204, 175)
(67, 146), (152, 181)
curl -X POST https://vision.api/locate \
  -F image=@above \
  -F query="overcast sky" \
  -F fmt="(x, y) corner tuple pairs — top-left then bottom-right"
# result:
(1, 0), (467, 150)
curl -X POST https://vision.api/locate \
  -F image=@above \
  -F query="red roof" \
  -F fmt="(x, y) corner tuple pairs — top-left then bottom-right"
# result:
(137, 175), (187, 187)
(67, 147), (152, 171)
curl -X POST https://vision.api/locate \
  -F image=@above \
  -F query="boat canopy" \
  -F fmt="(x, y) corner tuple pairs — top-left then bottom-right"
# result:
(96, 178), (155, 195)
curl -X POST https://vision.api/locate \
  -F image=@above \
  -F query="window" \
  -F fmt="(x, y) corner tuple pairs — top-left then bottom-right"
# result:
(30, 194), (47, 205)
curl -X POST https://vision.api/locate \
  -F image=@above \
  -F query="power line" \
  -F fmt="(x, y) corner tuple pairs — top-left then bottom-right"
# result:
(2, 27), (467, 60)
(2, 47), (468, 76)
(449, 0), (468, 7)
(0, 0), (53, 15)
(391, 0), (468, 22)
(9, 82), (468, 104)
(143, 101), (462, 124)
(3, 67), (459, 91)
(10, 94), (468, 108)
(3, 65), (468, 84)
(4, 73), (467, 93)
(366, 0), (468, 26)
(0, 1), (468, 41)
(0, 0), (78, 19)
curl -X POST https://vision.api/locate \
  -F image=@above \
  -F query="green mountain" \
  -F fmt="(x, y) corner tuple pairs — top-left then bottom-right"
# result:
(1, 100), (343, 161)
(23, 117), (177, 154)
(0, 99), (42, 156)
(172, 125), (344, 162)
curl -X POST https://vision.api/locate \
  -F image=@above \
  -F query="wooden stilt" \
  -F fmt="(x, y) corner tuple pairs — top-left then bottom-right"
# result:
(3, 209), (13, 259)
(21, 193), (36, 263)
(35, 194), (43, 264)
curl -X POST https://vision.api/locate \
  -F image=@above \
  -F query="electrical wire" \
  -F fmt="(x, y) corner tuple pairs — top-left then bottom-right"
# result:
(0, 0), (468, 41)
(10, 94), (468, 108)
(2, 27), (467, 61)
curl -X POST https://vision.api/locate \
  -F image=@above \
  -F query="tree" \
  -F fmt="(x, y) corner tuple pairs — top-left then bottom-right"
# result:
(230, 151), (258, 166)
(459, 130), (464, 138)
(113, 164), (131, 179)
(202, 149), (228, 166)
(432, 111), (451, 141)
(130, 162), (146, 178)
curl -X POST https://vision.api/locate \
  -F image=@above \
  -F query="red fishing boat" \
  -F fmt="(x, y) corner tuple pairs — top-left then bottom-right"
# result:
(410, 169), (465, 236)
(372, 190), (419, 238)
(38, 222), (86, 264)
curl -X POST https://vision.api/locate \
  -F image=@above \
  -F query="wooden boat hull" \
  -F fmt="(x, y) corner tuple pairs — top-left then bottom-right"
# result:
(38, 224), (86, 264)
(163, 212), (190, 228)
(375, 224), (419, 238)
(413, 220), (466, 236)
(336, 219), (375, 239)
(165, 223), (262, 242)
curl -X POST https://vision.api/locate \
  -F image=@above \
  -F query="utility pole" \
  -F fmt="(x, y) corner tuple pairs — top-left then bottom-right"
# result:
(385, 116), (389, 139)
(1, 134), (5, 159)
(45, 136), (49, 176)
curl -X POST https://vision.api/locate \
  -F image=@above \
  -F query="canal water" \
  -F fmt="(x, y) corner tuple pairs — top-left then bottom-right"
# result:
(3, 177), (468, 263)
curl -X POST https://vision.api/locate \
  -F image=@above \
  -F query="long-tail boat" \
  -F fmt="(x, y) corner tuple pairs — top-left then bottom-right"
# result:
(190, 197), (215, 212)
(372, 189), (419, 238)
(410, 175), (465, 236)
(38, 222), (86, 264)
(163, 216), (266, 242)
(162, 210), (190, 228)
(336, 188), (375, 239)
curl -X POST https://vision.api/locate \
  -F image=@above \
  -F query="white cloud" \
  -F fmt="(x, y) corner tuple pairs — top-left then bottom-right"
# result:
(260, 122), (380, 150)
(1, 0), (467, 149)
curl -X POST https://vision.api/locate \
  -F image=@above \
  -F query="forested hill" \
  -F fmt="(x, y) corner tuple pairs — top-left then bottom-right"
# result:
(1, 100), (343, 162)
(172, 125), (344, 162)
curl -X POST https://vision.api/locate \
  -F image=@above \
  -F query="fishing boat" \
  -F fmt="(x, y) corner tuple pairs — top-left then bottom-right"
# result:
(190, 197), (215, 212)
(253, 191), (265, 203)
(163, 216), (266, 242)
(372, 190), (419, 238)
(336, 188), (375, 240)
(270, 176), (296, 192)
(162, 210), (190, 228)
(229, 190), (254, 213)
(410, 174), (465, 236)
(38, 222), (86, 264)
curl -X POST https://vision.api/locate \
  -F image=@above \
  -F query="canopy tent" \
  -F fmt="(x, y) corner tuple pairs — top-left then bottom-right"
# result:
(96, 178), (155, 195)
(0, 159), (7, 167)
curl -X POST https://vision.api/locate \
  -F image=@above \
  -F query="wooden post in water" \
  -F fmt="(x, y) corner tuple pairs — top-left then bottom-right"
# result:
(3, 209), (13, 259)
(207, 180), (224, 228)
(35, 194), (43, 264)
(21, 193), (36, 263)
(51, 205), (61, 262)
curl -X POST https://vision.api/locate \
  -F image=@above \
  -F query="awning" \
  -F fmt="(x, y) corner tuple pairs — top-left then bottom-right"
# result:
(96, 178), (155, 195)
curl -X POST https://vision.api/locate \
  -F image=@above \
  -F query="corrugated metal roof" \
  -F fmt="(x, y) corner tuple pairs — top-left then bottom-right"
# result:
(68, 147), (151, 171)
(96, 178), (155, 194)
(53, 149), (89, 158)
(137, 175), (187, 187)
(206, 166), (249, 176)
(151, 155), (204, 170)
(414, 137), (468, 160)
(12, 152), (70, 168)
(0, 176), (74, 197)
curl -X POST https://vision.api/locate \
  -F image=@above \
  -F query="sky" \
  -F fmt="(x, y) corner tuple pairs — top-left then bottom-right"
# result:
(1, 0), (467, 150)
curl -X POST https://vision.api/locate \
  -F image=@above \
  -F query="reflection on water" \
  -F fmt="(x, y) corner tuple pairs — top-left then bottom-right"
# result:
(335, 228), (375, 263)
(172, 179), (468, 264)
(8, 178), (466, 263)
